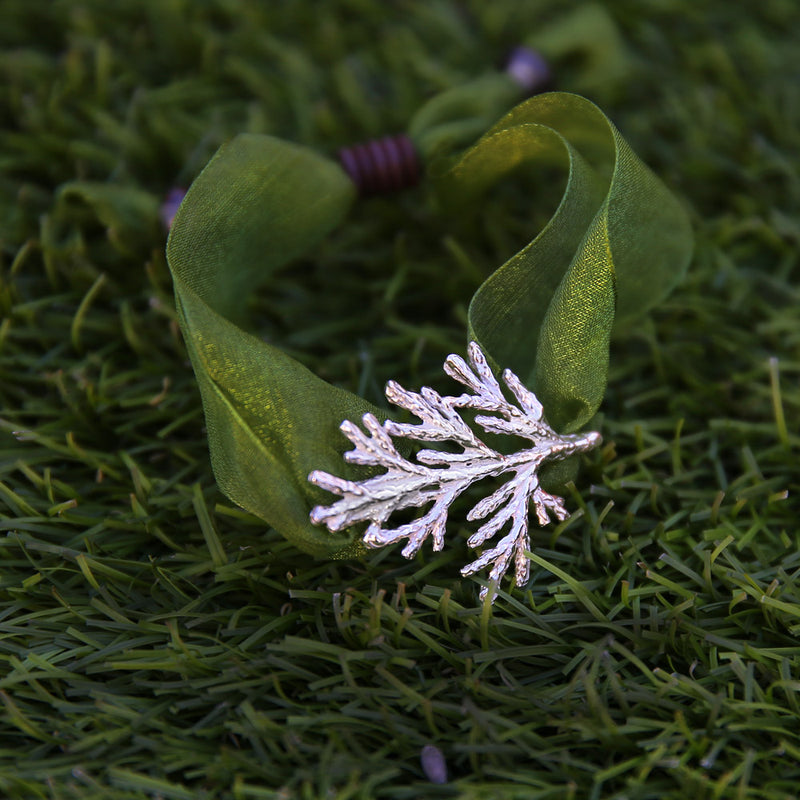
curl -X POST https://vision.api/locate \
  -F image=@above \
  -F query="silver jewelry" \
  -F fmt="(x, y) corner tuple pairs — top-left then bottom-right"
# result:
(308, 342), (601, 601)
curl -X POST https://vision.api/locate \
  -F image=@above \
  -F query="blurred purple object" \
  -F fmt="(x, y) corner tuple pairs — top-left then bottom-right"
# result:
(420, 744), (448, 784)
(506, 46), (551, 94)
(338, 133), (420, 197)
(161, 187), (187, 230)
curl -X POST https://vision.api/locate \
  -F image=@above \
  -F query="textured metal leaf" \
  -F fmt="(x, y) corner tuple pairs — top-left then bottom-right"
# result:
(309, 342), (601, 601)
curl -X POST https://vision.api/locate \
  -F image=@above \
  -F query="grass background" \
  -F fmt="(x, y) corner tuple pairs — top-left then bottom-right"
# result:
(1, 0), (799, 797)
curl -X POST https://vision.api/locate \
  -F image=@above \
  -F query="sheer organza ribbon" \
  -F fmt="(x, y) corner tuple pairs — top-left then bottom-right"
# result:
(166, 92), (693, 558)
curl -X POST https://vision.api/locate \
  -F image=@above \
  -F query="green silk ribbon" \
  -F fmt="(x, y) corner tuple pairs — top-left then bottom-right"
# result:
(166, 92), (693, 559)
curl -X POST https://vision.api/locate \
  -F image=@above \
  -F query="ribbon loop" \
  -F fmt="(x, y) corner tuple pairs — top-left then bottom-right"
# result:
(443, 93), (692, 431)
(166, 93), (693, 556)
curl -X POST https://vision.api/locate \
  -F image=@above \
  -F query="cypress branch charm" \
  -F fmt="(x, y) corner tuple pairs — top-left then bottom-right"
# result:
(308, 342), (601, 600)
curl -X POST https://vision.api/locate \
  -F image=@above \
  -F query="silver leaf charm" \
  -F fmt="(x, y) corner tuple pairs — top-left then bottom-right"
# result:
(308, 342), (601, 601)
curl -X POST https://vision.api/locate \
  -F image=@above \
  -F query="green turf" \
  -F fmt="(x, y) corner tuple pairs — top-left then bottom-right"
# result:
(1, 1), (799, 798)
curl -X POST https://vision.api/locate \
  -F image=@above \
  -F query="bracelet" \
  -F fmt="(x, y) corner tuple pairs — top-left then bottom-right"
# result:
(166, 83), (692, 602)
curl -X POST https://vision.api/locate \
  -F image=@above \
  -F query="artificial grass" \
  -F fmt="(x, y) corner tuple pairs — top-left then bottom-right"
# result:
(0, 1), (798, 798)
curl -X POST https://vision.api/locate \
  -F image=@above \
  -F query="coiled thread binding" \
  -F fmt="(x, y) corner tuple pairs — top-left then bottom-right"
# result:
(338, 134), (420, 196)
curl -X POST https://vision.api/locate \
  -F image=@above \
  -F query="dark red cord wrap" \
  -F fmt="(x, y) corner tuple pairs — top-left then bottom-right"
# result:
(338, 133), (420, 196)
